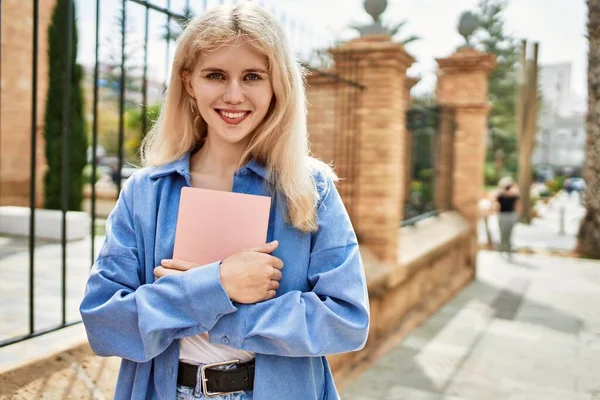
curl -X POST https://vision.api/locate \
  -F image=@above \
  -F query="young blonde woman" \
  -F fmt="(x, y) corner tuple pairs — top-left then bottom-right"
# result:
(80, 3), (369, 400)
(495, 176), (520, 259)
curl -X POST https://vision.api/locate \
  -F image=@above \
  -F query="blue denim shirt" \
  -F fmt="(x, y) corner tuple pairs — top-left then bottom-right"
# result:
(79, 152), (369, 400)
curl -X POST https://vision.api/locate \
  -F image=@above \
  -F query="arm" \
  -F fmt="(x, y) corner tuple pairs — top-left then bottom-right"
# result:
(79, 178), (236, 363)
(207, 173), (370, 357)
(491, 190), (501, 213)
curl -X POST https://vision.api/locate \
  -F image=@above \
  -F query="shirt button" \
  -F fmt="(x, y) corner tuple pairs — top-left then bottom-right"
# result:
(221, 336), (230, 345)
(240, 169), (248, 175)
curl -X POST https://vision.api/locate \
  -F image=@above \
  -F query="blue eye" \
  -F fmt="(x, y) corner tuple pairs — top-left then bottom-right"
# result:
(207, 72), (225, 80)
(244, 73), (261, 81)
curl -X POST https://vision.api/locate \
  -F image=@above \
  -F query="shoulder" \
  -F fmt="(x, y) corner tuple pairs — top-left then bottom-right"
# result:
(121, 166), (156, 189)
(307, 157), (338, 208)
(116, 166), (162, 205)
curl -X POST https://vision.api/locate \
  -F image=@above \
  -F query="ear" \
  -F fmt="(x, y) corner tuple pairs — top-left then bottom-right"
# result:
(182, 71), (195, 98)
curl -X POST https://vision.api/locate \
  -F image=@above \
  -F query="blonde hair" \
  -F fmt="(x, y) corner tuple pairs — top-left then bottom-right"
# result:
(498, 176), (515, 189)
(140, 3), (335, 232)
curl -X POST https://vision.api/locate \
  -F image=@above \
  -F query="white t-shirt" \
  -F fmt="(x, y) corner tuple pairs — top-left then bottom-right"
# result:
(179, 333), (254, 365)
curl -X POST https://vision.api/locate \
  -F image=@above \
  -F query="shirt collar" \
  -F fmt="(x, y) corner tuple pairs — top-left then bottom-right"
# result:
(148, 151), (272, 183)
(148, 151), (191, 180)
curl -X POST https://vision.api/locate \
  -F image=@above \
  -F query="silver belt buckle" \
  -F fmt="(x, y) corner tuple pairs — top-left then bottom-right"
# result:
(200, 359), (241, 397)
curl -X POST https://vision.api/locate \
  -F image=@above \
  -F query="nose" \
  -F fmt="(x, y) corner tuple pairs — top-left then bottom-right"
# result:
(222, 80), (245, 105)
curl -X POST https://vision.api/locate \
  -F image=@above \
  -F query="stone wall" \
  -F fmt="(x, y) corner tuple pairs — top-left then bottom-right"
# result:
(328, 212), (473, 386)
(328, 35), (414, 263)
(306, 73), (340, 165)
(0, 0), (55, 207)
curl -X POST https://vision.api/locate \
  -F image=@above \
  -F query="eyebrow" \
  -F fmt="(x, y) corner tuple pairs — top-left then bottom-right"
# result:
(200, 67), (269, 74)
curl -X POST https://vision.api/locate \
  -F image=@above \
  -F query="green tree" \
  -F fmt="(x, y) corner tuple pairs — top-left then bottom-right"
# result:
(101, 3), (143, 106)
(162, 5), (195, 42)
(472, 0), (519, 177)
(125, 104), (161, 164)
(43, 0), (87, 211)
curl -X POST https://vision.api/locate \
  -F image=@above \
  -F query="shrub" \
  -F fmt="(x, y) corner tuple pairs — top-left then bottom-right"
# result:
(43, 0), (87, 211)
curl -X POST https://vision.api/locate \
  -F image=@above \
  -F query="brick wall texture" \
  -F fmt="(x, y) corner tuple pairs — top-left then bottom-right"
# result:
(436, 48), (496, 228)
(1, 0), (55, 207)
(308, 35), (415, 264)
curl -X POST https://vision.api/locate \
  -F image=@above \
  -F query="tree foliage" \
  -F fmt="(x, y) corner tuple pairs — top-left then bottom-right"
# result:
(125, 104), (162, 164)
(472, 0), (519, 177)
(101, 3), (143, 106)
(162, 5), (195, 42)
(43, 0), (88, 211)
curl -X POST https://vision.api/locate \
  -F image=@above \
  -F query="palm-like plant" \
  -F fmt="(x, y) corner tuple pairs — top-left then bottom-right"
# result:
(350, 0), (420, 45)
(385, 20), (420, 45)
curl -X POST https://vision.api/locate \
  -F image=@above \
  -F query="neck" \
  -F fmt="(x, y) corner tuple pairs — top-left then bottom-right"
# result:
(190, 135), (249, 177)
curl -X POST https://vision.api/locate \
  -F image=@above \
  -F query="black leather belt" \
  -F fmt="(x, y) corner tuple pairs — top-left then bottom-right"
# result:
(177, 359), (255, 397)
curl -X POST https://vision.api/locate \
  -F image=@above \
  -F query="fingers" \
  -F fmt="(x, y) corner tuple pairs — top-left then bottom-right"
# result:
(161, 259), (197, 271)
(268, 280), (280, 291)
(153, 266), (183, 279)
(267, 255), (284, 270)
(266, 290), (276, 299)
(251, 240), (279, 254)
(270, 268), (282, 281)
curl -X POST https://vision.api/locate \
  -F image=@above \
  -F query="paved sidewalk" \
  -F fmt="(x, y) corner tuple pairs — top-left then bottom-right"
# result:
(341, 250), (600, 400)
(0, 235), (103, 372)
(478, 191), (585, 253)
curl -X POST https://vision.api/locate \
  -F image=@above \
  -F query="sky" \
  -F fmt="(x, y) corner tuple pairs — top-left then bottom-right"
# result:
(75, 0), (588, 99)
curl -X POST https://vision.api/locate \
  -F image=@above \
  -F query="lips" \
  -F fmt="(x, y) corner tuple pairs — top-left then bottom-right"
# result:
(216, 109), (251, 125)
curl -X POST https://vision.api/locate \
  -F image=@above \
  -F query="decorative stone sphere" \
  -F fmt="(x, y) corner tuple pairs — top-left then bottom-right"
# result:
(458, 11), (478, 44)
(364, 0), (388, 22)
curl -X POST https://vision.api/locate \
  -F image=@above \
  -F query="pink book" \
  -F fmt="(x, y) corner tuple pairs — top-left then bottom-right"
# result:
(173, 187), (272, 265)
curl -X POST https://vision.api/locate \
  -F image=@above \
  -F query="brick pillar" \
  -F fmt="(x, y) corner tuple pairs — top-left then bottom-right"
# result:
(1, 0), (55, 207)
(331, 35), (414, 264)
(435, 107), (454, 211)
(436, 47), (496, 265)
(306, 74), (338, 165)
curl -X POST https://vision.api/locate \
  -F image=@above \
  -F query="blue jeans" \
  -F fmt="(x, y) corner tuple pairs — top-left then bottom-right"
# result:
(175, 363), (253, 400)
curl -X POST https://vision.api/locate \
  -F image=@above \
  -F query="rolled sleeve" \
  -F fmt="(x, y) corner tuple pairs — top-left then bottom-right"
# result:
(80, 178), (237, 362)
(183, 262), (238, 328)
(207, 171), (370, 357)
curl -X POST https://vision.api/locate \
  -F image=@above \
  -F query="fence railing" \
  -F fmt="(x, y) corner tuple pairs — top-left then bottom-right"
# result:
(0, 0), (342, 348)
(0, 0), (187, 348)
(402, 102), (455, 227)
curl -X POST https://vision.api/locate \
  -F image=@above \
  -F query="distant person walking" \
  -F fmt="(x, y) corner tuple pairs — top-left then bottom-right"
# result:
(495, 177), (520, 259)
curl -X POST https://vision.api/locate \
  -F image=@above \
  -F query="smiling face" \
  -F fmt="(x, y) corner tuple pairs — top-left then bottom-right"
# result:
(183, 39), (274, 149)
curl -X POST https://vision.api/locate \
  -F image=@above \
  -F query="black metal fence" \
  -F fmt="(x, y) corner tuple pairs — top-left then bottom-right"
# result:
(0, 0), (339, 348)
(402, 102), (455, 227)
(0, 0), (197, 348)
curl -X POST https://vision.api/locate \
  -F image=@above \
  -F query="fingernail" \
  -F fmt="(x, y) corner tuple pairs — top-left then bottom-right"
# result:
(270, 240), (278, 245)
(161, 259), (170, 265)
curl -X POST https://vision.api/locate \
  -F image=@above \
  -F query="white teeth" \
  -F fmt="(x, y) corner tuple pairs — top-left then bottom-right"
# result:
(220, 110), (247, 119)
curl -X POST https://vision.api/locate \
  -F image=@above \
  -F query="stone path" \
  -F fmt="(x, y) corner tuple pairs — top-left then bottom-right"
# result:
(478, 191), (584, 252)
(0, 235), (104, 372)
(341, 250), (600, 400)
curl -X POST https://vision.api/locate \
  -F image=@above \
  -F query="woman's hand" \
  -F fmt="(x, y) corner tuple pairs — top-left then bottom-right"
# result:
(219, 240), (284, 304)
(153, 258), (204, 279)
(154, 241), (284, 304)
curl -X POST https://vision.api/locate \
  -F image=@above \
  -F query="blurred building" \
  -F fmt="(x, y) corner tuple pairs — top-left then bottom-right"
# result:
(532, 62), (586, 178)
